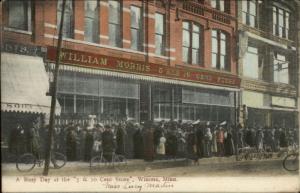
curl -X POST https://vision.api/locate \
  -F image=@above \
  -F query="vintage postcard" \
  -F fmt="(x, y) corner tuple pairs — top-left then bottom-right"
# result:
(1, 0), (299, 192)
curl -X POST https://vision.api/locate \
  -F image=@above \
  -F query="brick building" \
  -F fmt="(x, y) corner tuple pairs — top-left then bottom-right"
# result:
(1, 0), (241, 136)
(237, 0), (299, 128)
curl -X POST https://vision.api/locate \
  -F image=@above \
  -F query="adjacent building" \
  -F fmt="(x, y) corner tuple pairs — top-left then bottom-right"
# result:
(237, 0), (299, 128)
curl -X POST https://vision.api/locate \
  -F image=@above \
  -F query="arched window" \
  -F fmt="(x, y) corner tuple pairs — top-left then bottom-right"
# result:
(211, 29), (228, 71)
(182, 21), (202, 65)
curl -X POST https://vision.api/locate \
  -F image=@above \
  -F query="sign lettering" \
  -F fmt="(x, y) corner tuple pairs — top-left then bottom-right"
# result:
(47, 47), (240, 88)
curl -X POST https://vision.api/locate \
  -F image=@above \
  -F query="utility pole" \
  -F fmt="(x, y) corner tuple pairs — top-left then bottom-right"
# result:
(43, 0), (66, 176)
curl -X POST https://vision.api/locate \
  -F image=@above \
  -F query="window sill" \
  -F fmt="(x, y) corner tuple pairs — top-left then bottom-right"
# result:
(4, 27), (32, 35)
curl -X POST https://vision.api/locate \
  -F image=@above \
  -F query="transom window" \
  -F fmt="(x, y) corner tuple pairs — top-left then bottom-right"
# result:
(211, 30), (228, 71)
(57, 0), (74, 38)
(182, 21), (202, 65)
(108, 0), (122, 47)
(84, 0), (99, 43)
(242, 0), (257, 27)
(273, 6), (290, 39)
(7, 0), (32, 31)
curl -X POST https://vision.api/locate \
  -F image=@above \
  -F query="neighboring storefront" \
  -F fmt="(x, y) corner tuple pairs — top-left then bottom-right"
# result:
(242, 90), (298, 128)
(46, 47), (240, 124)
(1, 42), (61, 152)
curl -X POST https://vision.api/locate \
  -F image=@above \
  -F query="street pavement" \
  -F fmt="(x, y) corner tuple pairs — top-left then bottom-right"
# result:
(2, 156), (298, 177)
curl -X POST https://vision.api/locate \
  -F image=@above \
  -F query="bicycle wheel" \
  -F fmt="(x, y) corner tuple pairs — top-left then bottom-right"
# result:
(113, 155), (127, 169)
(283, 153), (299, 172)
(90, 156), (107, 168)
(16, 153), (36, 172)
(51, 152), (67, 169)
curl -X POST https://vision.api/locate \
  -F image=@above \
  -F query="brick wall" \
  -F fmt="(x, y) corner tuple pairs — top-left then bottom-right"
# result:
(3, 0), (238, 76)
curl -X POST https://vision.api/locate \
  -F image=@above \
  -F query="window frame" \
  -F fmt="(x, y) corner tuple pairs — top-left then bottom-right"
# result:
(273, 53), (289, 84)
(155, 12), (166, 56)
(57, 0), (74, 38)
(108, 0), (122, 47)
(242, 0), (257, 28)
(84, 0), (100, 43)
(7, 0), (32, 32)
(211, 29), (229, 71)
(182, 21), (202, 66)
(130, 5), (143, 51)
(272, 6), (290, 39)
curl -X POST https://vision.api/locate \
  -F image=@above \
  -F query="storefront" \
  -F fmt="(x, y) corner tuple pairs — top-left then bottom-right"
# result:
(46, 46), (240, 125)
(1, 43), (61, 158)
(242, 90), (298, 128)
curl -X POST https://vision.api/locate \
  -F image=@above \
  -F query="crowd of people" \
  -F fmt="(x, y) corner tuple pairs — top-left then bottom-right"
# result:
(8, 119), (299, 163)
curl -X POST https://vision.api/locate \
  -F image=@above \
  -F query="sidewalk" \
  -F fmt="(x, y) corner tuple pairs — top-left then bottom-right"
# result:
(2, 154), (284, 176)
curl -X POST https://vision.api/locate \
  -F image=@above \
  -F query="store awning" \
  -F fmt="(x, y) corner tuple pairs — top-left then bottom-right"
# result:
(1, 53), (61, 115)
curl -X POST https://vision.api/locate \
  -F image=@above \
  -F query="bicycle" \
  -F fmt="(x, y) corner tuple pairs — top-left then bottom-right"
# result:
(16, 151), (66, 172)
(282, 152), (299, 172)
(90, 150), (127, 169)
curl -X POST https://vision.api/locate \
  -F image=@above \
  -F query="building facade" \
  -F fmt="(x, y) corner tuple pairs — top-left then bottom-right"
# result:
(1, 0), (240, 132)
(237, 0), (299, 128)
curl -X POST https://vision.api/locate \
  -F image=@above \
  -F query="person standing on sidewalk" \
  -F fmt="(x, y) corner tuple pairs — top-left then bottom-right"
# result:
(143, 121), (155, 162)
(102, 125), (116, 162)
(204, 123), (212, 157)
(216, 126), (225, 157)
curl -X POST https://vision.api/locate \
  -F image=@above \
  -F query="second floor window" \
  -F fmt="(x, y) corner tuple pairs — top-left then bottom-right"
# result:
(243, 45), (263, 79)
(7, 0), (31, 31)
(84, 0), (99, 43)
(242, 0), (257, 27)
(182, 21), (201, 65)
(211, 30), (228, 71)
(273, 7), (290, 39)
(274, 53), (289, 84)
(211, 0), (225, 12)
(108, 0), (121, 47)
(57, 0), (74, 38)
(155, 13), (165, 55)
(131, 6), (142, 51)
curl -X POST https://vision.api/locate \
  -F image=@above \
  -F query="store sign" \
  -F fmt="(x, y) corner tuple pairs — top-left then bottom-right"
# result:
(2, 41), (45, 57)
(271, 96), (296, 108)
(46, 46), (240, 88)
(2, 103), (33, 109)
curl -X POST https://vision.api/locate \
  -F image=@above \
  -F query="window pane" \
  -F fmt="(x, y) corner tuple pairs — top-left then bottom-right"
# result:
(85, 1), (99, 43)
(221, 39), (226, 55)
(242, 0), (248, 12)
(212, 30), (217, 38)
(109, 0), (120, 24)
(183, 21), (190, 30)
(155, 13), (164, 34)
(8, 0), (31, 31)
(242, 12), (247, 24)
(109, 23), (120, 46)
(279, 11), (284, 27)
(243, 46), (259, 79)
(192, 32), (199, 48)
(155, 34), (163, 55)
(212, 37), (218, 52)
(249, 15), (255, 27)
(131, 6), (141, 28)
(192, 49), (199, 65)
(212, 53), (217, 68)
(219, 0), (225, 12)
(249, 1), (256, 15)
(193, 24), (200, 32)
(220, 55), (225, 70)
(273, 8), (277, 24)
(182, 47), (189, 63)
(182, 29), (190, 47)
(131, 29), (139, 50)
(211, 0), (217, 8)
(57, 0), (73, 38)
